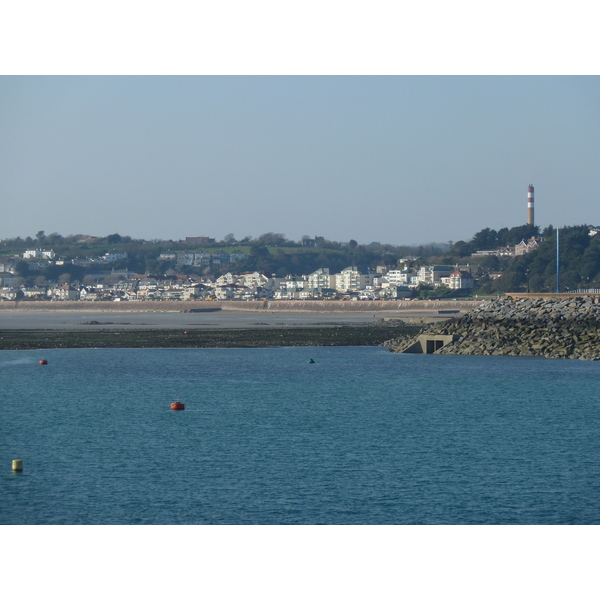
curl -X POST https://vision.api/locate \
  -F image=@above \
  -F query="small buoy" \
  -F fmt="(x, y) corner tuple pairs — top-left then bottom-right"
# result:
(184, 331), (188, 334)
(12, 460), (23, 472)
(170, 401), (185, 410)
(39, 359), (48, 365)
(307, 358), (315, 364)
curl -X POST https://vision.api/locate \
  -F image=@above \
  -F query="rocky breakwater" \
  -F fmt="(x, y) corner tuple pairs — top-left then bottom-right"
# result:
(385, 295), (600, 360)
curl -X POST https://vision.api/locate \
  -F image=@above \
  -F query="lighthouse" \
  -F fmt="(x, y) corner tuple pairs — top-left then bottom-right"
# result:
(527, 185), (534, 226)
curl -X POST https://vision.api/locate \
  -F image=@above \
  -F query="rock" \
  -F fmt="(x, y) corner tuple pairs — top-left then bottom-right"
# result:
(385, 295), (600, 360)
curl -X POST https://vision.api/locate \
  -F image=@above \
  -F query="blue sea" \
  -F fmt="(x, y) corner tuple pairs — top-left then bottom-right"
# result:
(2, 346), (600, 525)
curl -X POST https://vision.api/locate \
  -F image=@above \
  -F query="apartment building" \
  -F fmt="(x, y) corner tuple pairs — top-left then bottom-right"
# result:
(307, 268), (335, 290)
(334, 266), (376, 292)
(417, 265), (454, 287)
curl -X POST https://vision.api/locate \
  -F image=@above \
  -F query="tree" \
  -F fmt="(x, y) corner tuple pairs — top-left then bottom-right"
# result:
(452, 240), (473, 257)
(257, 232), (287, 246)
(472, 228), (498, 250)
(46, 232), (64, 244)
(14, 261), (30, 277)
(106, 233), (122, 244)
(477, 255), (500, 271)
(542, 225), (554, 238)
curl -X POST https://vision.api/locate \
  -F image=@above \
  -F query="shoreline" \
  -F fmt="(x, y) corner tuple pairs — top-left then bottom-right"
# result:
(0, 323), (421, 350)
(0, 306), (465, 331)
(0, 300), (465, 350)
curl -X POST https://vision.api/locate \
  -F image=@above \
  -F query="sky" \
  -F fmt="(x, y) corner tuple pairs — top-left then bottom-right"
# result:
(1, 75), (599, 247)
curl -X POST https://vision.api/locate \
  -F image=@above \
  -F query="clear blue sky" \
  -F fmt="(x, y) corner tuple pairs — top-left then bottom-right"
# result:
(1, 76), (598, 246)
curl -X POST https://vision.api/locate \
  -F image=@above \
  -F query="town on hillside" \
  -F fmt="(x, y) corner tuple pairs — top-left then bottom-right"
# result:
(4, 224), (596, 301)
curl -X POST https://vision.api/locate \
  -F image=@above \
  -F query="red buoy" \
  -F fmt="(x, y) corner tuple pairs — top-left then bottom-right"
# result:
(170, 401), (185, 410)
(39, 359), (48, 365)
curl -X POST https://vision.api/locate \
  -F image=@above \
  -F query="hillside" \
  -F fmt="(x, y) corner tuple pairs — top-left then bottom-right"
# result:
(3, 225), (600, 295)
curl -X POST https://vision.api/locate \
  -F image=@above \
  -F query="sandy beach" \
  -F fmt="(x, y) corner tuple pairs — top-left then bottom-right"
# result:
(0, 309), (433, 330)
(0, 299), (477, 330)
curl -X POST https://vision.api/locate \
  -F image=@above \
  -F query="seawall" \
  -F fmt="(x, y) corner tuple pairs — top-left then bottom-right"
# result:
(0, 299), (481, 313)
(385, 295), (600, 360)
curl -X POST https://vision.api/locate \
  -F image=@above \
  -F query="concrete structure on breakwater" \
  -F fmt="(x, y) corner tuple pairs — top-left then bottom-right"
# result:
(385, 295), (600, 360)
(0, 299), (480, 314)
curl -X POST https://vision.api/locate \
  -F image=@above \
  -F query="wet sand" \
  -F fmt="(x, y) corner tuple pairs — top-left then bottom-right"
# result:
(0, 309), (444, 330)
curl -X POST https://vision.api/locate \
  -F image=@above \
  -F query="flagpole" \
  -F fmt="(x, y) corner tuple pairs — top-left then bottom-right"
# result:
(556, 228), (560, 293)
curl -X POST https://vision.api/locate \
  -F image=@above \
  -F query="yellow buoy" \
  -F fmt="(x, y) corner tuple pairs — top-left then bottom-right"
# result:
(12, 459), (23, 472)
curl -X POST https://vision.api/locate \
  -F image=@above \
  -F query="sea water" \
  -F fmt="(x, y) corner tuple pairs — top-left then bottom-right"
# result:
(1, 346), (599, 524)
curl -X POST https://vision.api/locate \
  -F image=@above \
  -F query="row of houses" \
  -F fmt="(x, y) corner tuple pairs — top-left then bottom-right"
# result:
(8, 248), (249, 271)
(22, 249), (128, 264)
(472, 237), (541, 258)
(160, 251), (248, 267)
(1, 264), (474, 302)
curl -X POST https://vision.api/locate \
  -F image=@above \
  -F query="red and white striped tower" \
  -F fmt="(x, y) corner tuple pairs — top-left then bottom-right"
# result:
(527, 184), (534, 226)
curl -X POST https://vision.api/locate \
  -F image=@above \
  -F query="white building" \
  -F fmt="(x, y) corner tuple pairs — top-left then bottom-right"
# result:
(334, 267), (375, 292)
(445, 269), (475, 290)
(102, 252), (128, 263)
(48, 284), (80, 300)
(23, 249), (55, 260)
(214, 284), (253, 300)
(384, 270), (413, 286)
(307, 268), (335, 290)
(1, 287), (22, 300)
(216, 272), (237, 286)
(238, 271), (270, 289)
(278, 276), (308, 292)
(417, 266), (454, 287)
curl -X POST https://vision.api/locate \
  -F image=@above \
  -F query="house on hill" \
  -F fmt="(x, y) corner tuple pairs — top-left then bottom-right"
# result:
(515, 237), (540, 256)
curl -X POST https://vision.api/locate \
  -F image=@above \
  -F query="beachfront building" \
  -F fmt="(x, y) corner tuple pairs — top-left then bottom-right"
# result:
(215, 272), (237, 286)
(22, 286), (48, 299)
(307, 268), (335, 290)
(384, 270), (414, 286)
(1, 287), (23, 300)
(274, 286), (317, 300)
(334, 267), (376, 293)
(445, 269), (475, 290)
(79, 287), (104, 301)
(238, 271), (270, 289)
(417, 266), (454, 287)
(48, 283), (80, 300)
(214, 284), (253, 300)
(377, 285), (412, 299)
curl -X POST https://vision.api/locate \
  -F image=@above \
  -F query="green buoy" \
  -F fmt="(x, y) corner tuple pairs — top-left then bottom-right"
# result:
(307, 358), (315, 363)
